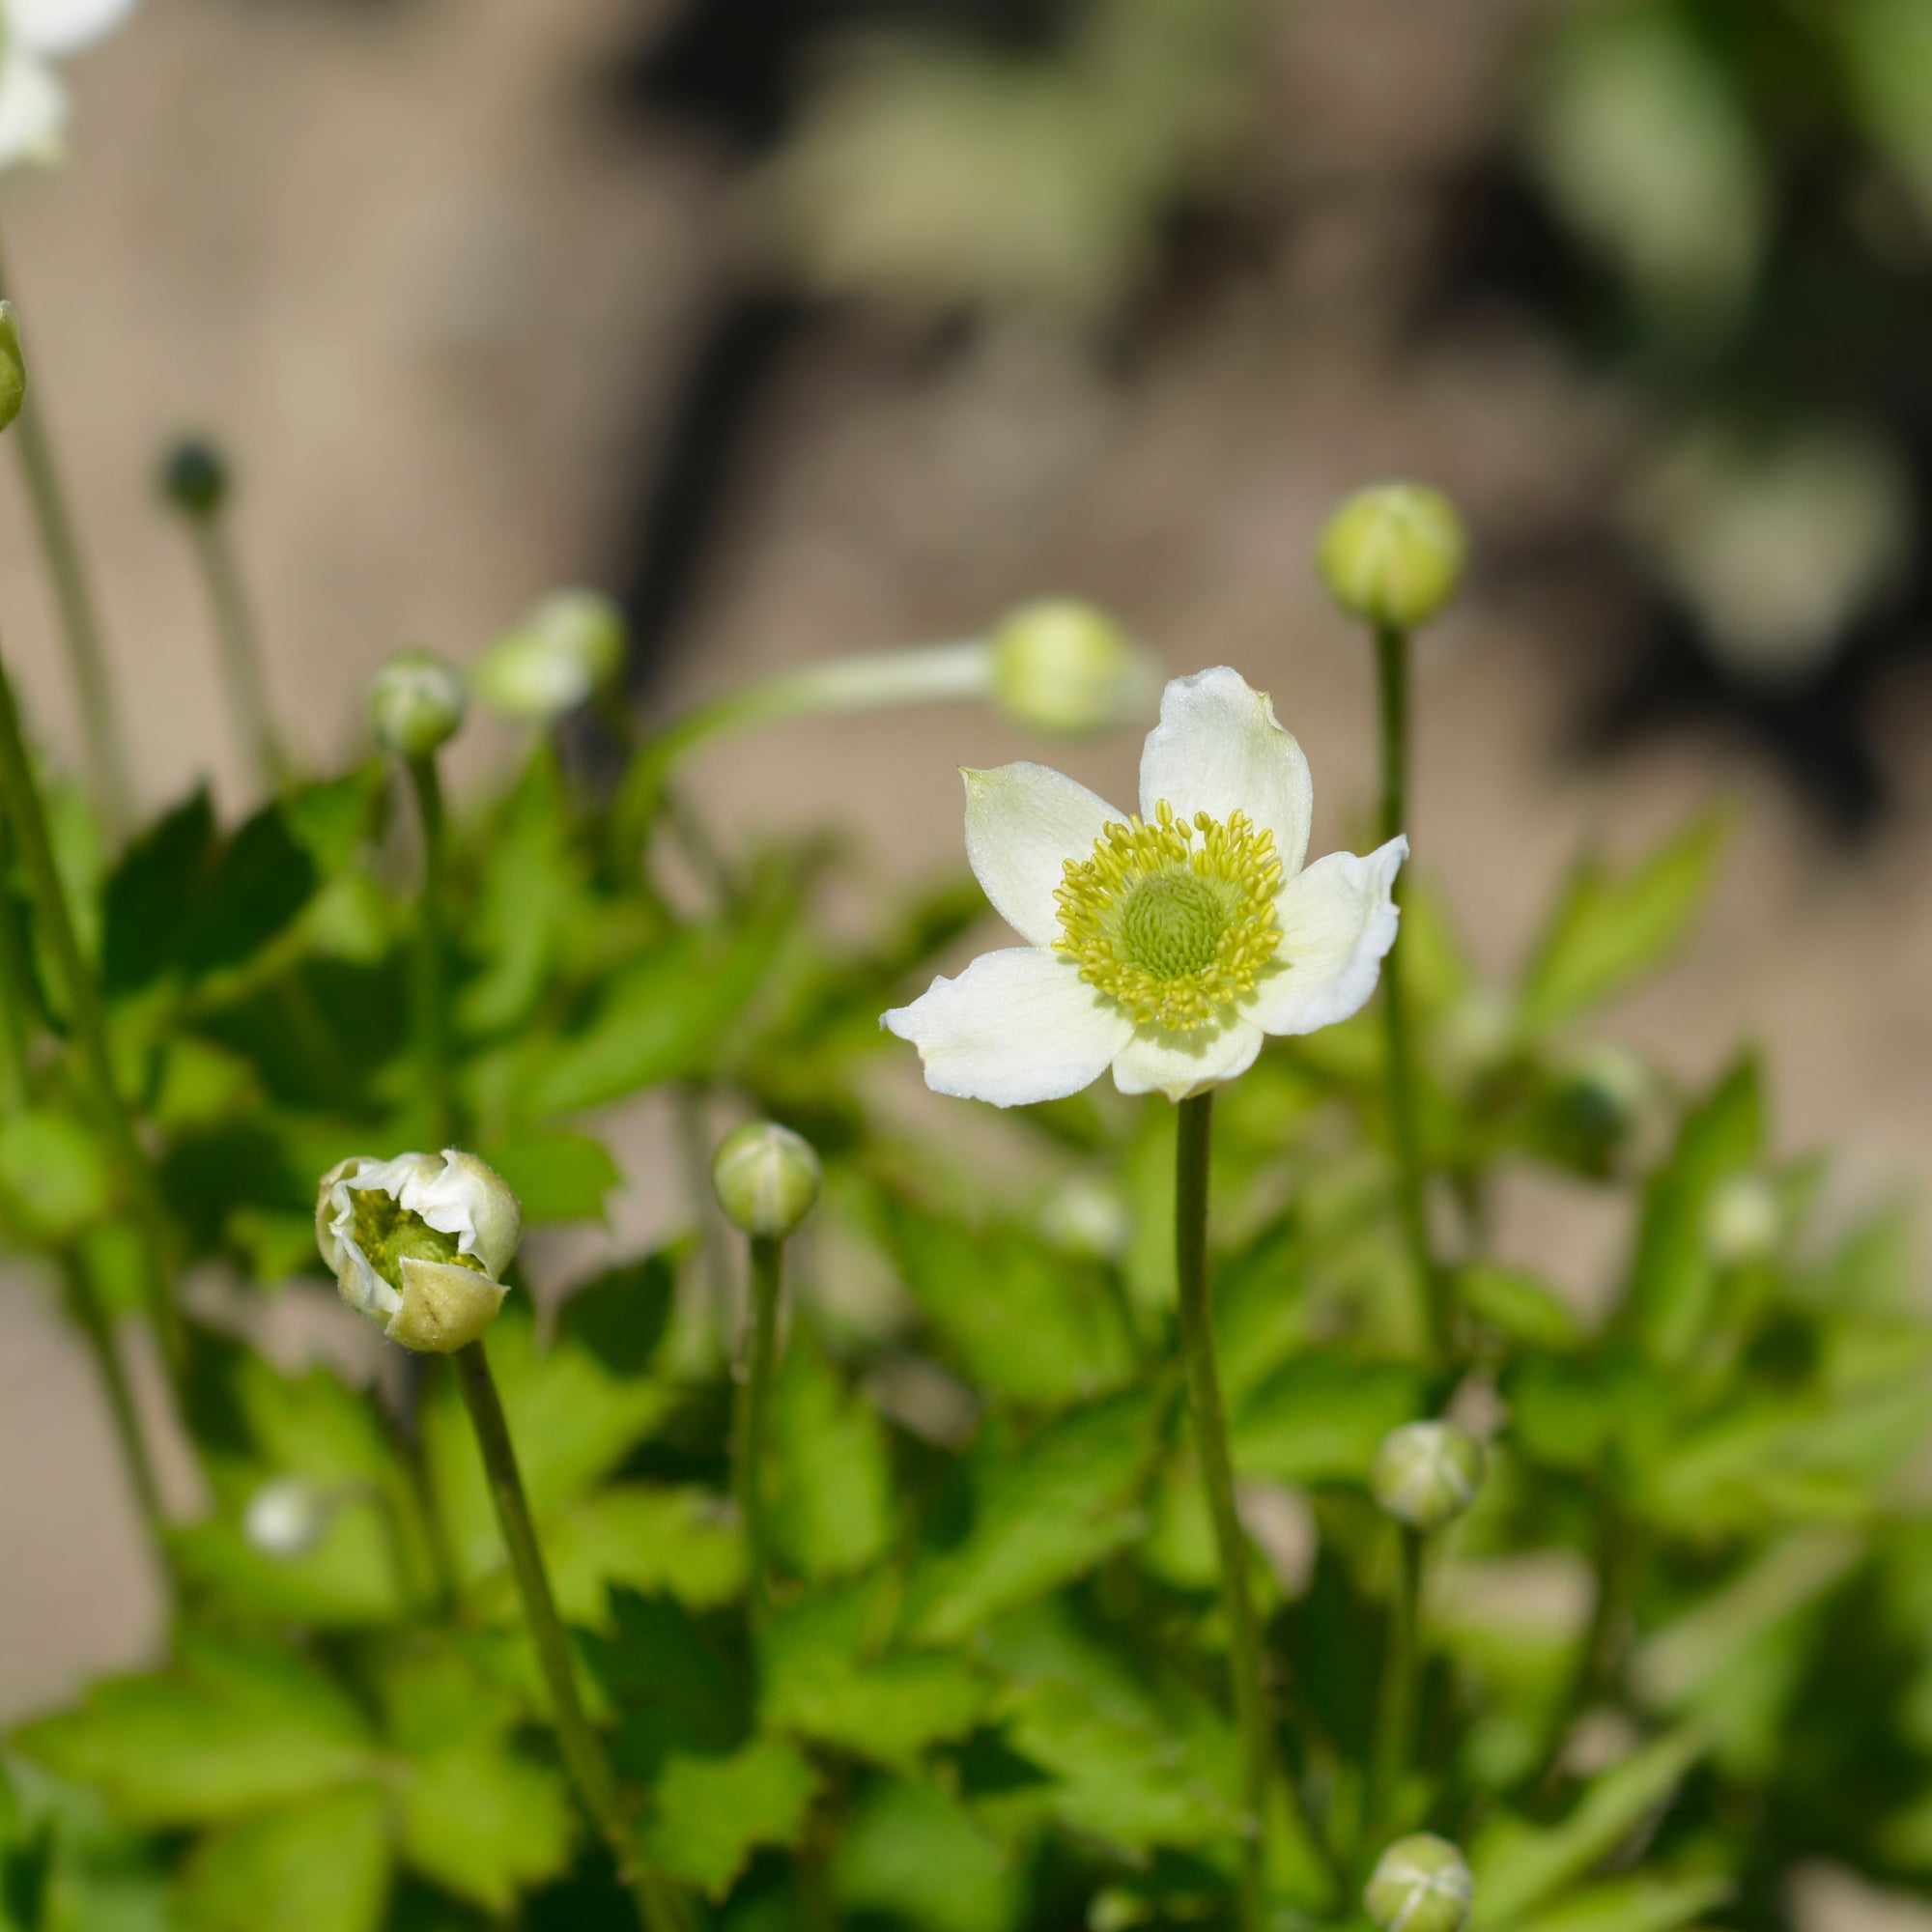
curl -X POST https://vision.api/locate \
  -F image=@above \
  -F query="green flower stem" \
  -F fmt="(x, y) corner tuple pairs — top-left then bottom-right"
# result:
(0, 644), (184, 1378)
(404, 751), (458, 1144)
(734, 1233), (785, 1610)
(1374, 622), (1447, 1357)
(0, 809), (36, 1111)
(61, 1248), (169, 1562)
(451, 1339), (687, 1932)
(187, 510), (287, 794)
(1174, 1092), (1271, 1932)
(1366, 1524), (1422, 1850)
(0, 258), (133, 839)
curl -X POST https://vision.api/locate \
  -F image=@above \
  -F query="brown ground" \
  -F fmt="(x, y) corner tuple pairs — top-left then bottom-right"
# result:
(2, 0), (1928, 1788)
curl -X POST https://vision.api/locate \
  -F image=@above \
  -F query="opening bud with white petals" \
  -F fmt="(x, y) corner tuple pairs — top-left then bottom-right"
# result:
(473, 588), (628, 725)
(1372, 1420), (1485, 1531)
(989, 600), (1157, 737)
(370, 648), (467, 758)
(1320, 484), (1468, 632)
(712, 1122), (822, 1240)
(1366, 1834), (1475, 1932)
(316, 1149), (521, 1352)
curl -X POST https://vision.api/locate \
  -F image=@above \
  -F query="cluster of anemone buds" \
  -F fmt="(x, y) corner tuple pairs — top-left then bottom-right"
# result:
(1372, 1420), (1486, 1532)
(1366, 1833), (1475, 1932)
(315, 1149), (522, 1353)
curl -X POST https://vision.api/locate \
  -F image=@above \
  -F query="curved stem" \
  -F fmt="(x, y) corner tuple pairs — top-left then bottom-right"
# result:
(451, 1340), (686, 1932)
(190, 515), (287, 794)
(1374, 623), (1447, 1359)
(1367, 1524), (1422, 1850)
(0, 644), (183, 1380)
(1174, 1092), (1270, 1932)
(62, 1249), (169, 1563)
(733, 1233), (784, 1610)
(404, 752), (458, 1144)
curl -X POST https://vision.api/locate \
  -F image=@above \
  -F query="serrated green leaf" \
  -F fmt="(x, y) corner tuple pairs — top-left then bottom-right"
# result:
(773, 1327), (895, 1581)
(478, 1129), (620, 1226)
(590, 1590), (753, 1780)
(834, 1778), (1019, 1932)
(640, 1739), (816, 1899)
(171, 1787), (389, 1932)
(101, 791), (214, 995)
(555, 1250), (678, 1379)
(399, 1742), (576, 1912)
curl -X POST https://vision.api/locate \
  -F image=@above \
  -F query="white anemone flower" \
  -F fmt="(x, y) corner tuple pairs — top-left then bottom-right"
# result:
(0, 0), (139, 170)
(885, 667), (1406, 1105)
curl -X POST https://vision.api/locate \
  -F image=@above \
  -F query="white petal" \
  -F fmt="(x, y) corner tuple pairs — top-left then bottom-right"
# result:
(1110, 1015), (1264, 1103)
(1138, 668), (1314, 877)
(9, 0), (137, 59)
(1247, 836), (1406, 1037)
(884, 947), (1132, 1107)
(963, 762), (1122, 949)
(0, 54), (65, 169)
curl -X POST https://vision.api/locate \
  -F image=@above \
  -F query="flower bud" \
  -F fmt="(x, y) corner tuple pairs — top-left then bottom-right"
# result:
(1319, 484), (1467, 632)
(1372, 1421), (1485, 1531)
(369, 648), (467, 758)
(472, 588), (628, 724)
(988, 600), (1156, 736)
(160, 438), (229, 519)
(0, 303), (24, 437)
(1365, 1834), (1475, 1932)
(711, 1122), (822, 1240)
(1704, 1173), (1779, 1266)
(315, 1149), (521, 1352)
(243, 1477), (331, 1558)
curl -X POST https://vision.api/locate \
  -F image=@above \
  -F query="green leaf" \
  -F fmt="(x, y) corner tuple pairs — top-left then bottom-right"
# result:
(1233, 1352), (1427, 1485)
(101, 790), (215, 995)
(554, 1250), (678, 1379)
(833, 1778), (1019, 1932)
(399, 1743), (575, 1913)
(477, 1129), (621, 1225)
(178, 801), (318, 980)
(1471, 1729), (1708, 1927)
(590, 1590), (753, 1779)
(1508, 1874), (1731, 1932)
(1519, 814), (1727, 1033)
(1460, 1265), (1586, 1352)
(171, 1788), (389, 1932)
(13, 1639), (377, 1828)
(278, 764), (384, 876)
(905, 1392), (1155, 1643)
(640, 1739), (817, 1899)
(773, 1326), (895, 1581)
(0, 1112), (112, 1243)
(1627, 1057), (1762, 1367)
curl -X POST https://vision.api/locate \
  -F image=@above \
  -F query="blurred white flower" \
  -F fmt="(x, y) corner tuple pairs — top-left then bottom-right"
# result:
(0, 0), (138, 171)
(885, 667), (1405, 1105)
(242, 1476), (331, 1559)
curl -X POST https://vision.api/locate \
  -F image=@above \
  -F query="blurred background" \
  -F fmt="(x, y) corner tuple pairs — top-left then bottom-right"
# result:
(3, 0), (1931, 1740)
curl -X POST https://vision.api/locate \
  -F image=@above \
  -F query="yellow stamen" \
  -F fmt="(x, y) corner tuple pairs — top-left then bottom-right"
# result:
(1054, 799), (1284, 1032)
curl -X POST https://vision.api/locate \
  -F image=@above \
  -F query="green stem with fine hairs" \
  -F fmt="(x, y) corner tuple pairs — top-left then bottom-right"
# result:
(733, 1233), (785, 1611)
(1367, 1524), (1422, 1851)
(0, 640), (184, 1381)
(1174, 1092), (1271, 1932)
(188, 512), (287, 793)
(450, 1339), (687, 1932)
(1374, 622), (1447, 1357)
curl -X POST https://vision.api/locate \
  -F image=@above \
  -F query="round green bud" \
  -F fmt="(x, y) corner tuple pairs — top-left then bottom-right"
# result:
(370, 648), (467, 758)
(0, 304), (24, 437)
(989, 600), (1156, 737)
(473, 588), (628, 724)
(1319, 484), (1468, 632)
(160, 439), (229, 518)
(1365, 1834), (1475, 1932)
(243, 1477), (331, 1558)
(1372, 1421), (1485, 1531)
(712, 1122), (822, 1240)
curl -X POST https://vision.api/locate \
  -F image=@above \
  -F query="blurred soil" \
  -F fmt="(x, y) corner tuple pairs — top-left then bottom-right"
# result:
(2, 0), (1929, 1792)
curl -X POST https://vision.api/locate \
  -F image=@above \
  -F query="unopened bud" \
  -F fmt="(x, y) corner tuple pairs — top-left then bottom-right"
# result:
(243, 1477), (330, 1558)
(1319, 484), (1467, 632)
(1372, 1421), (1484, 1531)
(316, 1150), (521, 1352)
(0, 303), (24, 437)
(473, 588), (628, 724)
(989, 600), (1156, 736)
(1365, 1834), (1475, 1932)
(370, 648), (467, 758)
(160, 439), (229, 518)
(1704, 1173), (1779, 1266)
(711, 1122), (822, 1240)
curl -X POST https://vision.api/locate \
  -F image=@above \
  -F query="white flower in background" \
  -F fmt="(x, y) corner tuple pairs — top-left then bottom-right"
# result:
(242, 1477), (331, 1560)
(315, 1149), (522, 1353)
(0, 0), (139, 170)
(885, 667), (1406, 1105)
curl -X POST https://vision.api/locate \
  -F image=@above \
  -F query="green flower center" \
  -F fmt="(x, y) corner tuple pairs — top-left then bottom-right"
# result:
(1054, 799), (1284, 1032)
(351, 1187), (485, 1293)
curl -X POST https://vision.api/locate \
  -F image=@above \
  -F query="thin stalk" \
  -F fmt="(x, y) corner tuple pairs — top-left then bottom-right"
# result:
(188, 514), (287, 793)
(733, 1234), (785, 1610)
(404, 752), (458, 1144)
(1366, 1525), (1422, 1848)
(1374, 623), (1447, 1358)
(0, 292), (133, 837)
(61, 1249), (168, 1561)
(451, 1340), (686, 1932)
(0, 807), (36, 1110)
(1174, 1092), (1270, 1932)
(0, 644), (183, 1377)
